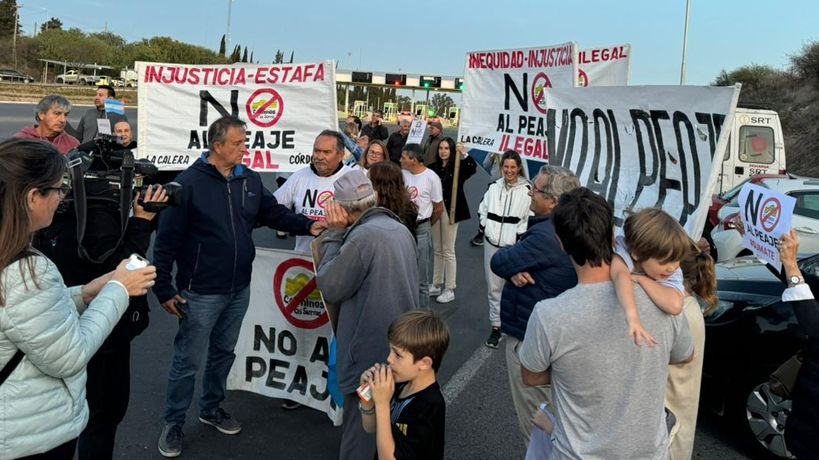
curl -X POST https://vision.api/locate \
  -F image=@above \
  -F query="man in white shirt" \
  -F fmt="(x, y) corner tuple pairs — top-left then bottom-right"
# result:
(274, 130), (352, 254)
(400, 143), (443, 309)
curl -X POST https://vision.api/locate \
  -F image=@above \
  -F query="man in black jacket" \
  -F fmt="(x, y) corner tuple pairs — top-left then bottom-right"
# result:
(153, 115), (324, 458)
(34, 181), (167, 460)
(360, 110), (389, 142)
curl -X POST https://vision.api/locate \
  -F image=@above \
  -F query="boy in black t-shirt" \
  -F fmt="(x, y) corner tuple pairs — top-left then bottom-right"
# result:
(359, 310), (450, 460)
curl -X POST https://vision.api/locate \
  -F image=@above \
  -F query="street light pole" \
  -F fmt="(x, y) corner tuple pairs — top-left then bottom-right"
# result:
(680, 0), (691, 85)
(12, 4), (19, 68)
(226, 0), (234, 55)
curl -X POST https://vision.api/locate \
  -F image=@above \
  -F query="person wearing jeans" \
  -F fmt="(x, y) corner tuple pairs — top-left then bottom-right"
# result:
(152, 116), (321, 458)
(400, 143), (443, 309)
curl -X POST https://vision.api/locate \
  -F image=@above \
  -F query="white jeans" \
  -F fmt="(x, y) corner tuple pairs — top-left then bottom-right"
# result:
(483, 243), (504, 327)
(432, 208), (459, 290)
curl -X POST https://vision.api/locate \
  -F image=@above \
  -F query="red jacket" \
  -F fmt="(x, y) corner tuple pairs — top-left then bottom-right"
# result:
(14, 126), (79, 154)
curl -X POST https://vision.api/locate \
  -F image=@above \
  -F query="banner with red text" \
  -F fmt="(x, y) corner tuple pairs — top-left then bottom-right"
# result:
(226, 248), (342, 425)
(458, 43), (577, 159)
(546, 85), (741, 238)
(578, 44), (631, 87)
(135, 61), (337, 172)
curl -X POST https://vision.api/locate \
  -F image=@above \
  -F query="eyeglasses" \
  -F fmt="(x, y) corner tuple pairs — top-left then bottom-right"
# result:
(40, 184), (71, 198)
(527, 182), (552, 198)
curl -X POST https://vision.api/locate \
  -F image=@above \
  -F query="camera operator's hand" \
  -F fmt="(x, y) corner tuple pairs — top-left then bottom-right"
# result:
(111, 259), (157, 297)
(134, 184), (169, 221)
(161, 294), (187, 319)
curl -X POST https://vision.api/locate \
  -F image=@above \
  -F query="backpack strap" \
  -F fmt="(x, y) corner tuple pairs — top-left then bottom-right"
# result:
(0, 350), (24, 386)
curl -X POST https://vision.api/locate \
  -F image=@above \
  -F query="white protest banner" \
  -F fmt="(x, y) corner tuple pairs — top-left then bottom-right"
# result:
(407, 119), (427, 145)
(546, 85), (740, 238)
(738, 183), (796, 271)
(227, 248), (342, 425)
(458, 42), (577, 156)
(577, 44), (631, 87)
(135, 61), (337, 172)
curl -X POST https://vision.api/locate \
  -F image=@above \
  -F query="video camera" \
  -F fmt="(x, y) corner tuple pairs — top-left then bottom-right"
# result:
(64, 134), (182, 213)
(62, 134), (183, 264)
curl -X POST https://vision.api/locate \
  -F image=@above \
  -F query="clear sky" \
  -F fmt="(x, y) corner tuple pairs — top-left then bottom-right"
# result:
(17, 0), (819, 85)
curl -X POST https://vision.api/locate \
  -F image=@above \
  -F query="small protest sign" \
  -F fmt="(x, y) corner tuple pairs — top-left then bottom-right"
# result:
(738, 183), (796, 270)
(407, 119), (427, 145)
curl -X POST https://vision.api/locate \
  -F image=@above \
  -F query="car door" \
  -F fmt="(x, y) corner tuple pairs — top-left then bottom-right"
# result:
(790, 190), (819, 254)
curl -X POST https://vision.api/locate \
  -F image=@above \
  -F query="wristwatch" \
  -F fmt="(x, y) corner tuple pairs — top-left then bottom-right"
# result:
(788, 274), (804, 287)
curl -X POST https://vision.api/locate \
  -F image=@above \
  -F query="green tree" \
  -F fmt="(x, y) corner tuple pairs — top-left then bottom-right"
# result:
(273, 49), (284, 64)
(242, 46), (248, 63)
(230, 44), (241, 62)
(429, 93), (454, 116)
(790, 42), (819, 80)
(712, 64), (783, 91)
(289, 50), (294, 63)
(40, 17), (62, 33)
(0, 0), (19, 38)
(218, 34), (226, 56)
(249, 51), (254, 63)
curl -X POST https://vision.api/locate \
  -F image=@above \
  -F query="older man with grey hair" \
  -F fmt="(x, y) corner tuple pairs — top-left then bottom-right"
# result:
(14, 94), (79, 154)
(386, 117), (411, 163)
(490, 164), (581, 444)
(316, 170), (419, 460)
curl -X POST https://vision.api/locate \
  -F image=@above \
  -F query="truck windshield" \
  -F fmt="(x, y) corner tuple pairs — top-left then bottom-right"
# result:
(738, 126), (775, 164)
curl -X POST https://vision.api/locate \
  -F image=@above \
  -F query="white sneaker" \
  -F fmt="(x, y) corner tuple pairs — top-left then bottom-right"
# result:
(428, 285), (442, 296)
(436, 289), (455, 303)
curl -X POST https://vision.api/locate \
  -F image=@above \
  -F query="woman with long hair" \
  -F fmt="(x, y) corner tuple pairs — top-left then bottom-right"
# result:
(0, 138), (155, 459)
(368, 161), (418, 237)
(427, 138), (477, 303)
(477, 150), (531, 349)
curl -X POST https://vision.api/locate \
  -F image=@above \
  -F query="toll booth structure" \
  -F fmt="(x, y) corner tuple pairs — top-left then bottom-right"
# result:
(352, 100), (368, 119)
(414, 104), (428, 120)
(383, 102), (398, 123)
(448, 107), (461, 127)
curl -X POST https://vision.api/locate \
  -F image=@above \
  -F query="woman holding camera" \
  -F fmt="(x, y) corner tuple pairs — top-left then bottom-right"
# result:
(0, 138), (156, 459)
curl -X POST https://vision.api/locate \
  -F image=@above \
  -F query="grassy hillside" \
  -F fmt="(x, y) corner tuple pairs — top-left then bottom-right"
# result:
(715, 42), (819, 176)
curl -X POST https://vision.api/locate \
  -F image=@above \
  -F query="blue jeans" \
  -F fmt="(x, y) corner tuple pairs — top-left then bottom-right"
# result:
(416, 221), (432, 309)
(162, 286), (250, 427)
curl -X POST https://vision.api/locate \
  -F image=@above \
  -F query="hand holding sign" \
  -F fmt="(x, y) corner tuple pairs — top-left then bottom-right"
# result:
(738, 183), (796, 271)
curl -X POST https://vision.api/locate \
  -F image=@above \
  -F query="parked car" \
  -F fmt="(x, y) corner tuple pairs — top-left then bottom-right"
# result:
(0, 68), (35, 83)
(704, 253), (818, 458)
(55, 70), (101, 85)
(710, 178), (819, 261)
(707, 174), (793, 231)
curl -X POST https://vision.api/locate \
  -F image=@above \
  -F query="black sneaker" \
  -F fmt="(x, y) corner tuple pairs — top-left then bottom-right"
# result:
(470, 231), (485, 246)
(485, 327), (502, 349)
(199, 407), (242, 435)
(158, 424), (183, 458)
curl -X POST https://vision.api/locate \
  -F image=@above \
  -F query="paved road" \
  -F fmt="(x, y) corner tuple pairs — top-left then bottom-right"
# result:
(0, 102), (760, 459)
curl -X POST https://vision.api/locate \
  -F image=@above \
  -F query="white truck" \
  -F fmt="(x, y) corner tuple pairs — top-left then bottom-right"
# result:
(55, 70), (101, 85)
(120, 69), (138, 87)
(714, 107), (787, 194)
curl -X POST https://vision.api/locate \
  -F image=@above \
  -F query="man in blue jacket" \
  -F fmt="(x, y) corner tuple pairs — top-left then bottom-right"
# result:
(153, 115), (324, 458)
(490, 165), (579, 445)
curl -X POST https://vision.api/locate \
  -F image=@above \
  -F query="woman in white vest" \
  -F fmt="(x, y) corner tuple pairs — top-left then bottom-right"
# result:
(0, 138), (155, 459)
(477, 150), (532, 349)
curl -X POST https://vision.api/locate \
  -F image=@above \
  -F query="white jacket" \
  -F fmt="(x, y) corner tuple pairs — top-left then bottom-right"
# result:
(0, 255), (129, 459)
(478, 176), (532, 247)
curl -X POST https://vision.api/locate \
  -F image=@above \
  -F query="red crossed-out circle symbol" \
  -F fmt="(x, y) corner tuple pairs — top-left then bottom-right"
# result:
(273, 258), (328, 329)
(317, 190), (334, 209)
(246, 88), (284, 128)
(531, 72), (552, 115)
(760, 197), (782, 233)
(577, 69), (589, 87)
(407, 186), (419, 200)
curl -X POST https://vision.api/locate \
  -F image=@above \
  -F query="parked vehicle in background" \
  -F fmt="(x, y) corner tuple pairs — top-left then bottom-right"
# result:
(0, 68), (35, 83)
(704, 253), (818, 458)
(56, 70), (101, 85)
(120, 69), (138, 87)
(710, 178), (819, 261)
(707, 174), (794, 232)
(713, 107), (787, 195)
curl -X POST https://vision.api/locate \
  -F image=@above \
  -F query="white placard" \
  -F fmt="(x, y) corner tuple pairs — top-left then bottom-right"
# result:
(136, 61), (337, 172)
(545, 85), (741, 238)
(407, 119), (427, 145)
(578, 44), (631, 87)
(458, 42), (577, 153)
(227, 248), (342, 426)
(96, 118), (111, 135)
(738, 183), (796, 270)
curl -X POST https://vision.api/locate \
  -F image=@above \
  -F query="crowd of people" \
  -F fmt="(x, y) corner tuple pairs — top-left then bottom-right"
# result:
(0, 96), (816, 460)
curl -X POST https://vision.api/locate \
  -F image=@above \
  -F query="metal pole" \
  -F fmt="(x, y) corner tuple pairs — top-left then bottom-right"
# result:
(226, 0), (233, 54)
(680, 0), (691, 85)
(12, 5), (19, 69)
